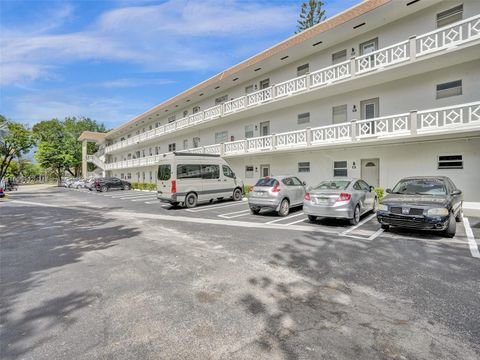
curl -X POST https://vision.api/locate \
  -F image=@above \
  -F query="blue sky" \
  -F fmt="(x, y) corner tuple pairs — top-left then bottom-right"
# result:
(1, 0), (359, 129)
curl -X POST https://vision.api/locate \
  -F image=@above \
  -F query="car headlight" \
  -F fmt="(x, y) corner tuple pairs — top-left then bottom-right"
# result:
(378, 204), (388, 211)
(427, 208), (449, 216)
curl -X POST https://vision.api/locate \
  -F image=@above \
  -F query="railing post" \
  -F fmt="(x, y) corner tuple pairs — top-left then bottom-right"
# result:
(271, 134), (276, 150)
(202, 146), (205, 154)
(351, 120), (357, 141)
(244, 139), (249, 153)
(220, 143), (225, 156)
(271, 85), (276, 100)
(409, 35), (417, 62)
(306, 73), (311, 91)
(350, 56), (356, 78)
(410, 110), (418, 135)
(306, 127), (311, 147)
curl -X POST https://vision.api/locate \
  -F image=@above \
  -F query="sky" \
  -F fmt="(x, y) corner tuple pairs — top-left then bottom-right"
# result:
(1, 0), (359, 129)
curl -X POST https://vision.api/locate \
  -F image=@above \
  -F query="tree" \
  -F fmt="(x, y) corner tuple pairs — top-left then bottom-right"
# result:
(296, 0), (326, 33)
(33, 117), (106, 183)
(0, 115), (35, 180)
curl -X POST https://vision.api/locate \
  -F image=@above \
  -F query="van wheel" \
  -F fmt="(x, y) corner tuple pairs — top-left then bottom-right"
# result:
(233, 188), (242, 201)
(278, 199), (290, 217)
(443, 214), (456, 238)
(185, 192), (198, 208)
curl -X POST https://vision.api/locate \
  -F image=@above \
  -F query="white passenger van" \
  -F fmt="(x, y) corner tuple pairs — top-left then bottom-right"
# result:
(156, 152), (244, 208)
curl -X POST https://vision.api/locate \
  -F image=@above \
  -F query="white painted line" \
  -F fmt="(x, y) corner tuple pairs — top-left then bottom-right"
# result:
(145, 201), (160, 204)
(117, 194), (156, 200)
(284, 218), (308, 226)
(218, 209), (252, 219)
(131, 197), (157, 202)
(340, 213), (376, 235)
(266, 212), (305, 224)
(463, 217), (480, 259)
(367, 228), (384, 241)
(186, 201), (246, 212)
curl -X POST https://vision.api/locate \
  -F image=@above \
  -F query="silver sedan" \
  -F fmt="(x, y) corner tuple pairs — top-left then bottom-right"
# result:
(248, 176), (306, 216)
(303, 178), (377, 224)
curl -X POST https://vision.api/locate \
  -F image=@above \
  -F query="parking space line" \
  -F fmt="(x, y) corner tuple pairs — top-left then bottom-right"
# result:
(340, 213), (376, 235)
(463, 217), (480, 259)
(186, 201), (246, 212)
(266, 212), (305, 224)
(117, 195), (156, 200)
(367, 228), (384, 240)
(284, 218), (308, 226)
(131, 197), (157, 202)
(145, 201), (160, 204)
(218, 209), (251, 219)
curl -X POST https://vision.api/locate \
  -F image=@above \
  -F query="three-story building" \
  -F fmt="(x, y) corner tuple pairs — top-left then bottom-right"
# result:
(80, 0), (480, 200)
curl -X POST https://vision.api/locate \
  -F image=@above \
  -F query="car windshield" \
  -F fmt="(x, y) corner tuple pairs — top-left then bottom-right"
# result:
(392, 179), (447, 195)
(255, 177), (278, 187)
(313, 180), (350, 190)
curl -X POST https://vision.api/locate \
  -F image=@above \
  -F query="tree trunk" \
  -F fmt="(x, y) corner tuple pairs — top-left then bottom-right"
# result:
(57, 167), (62, 186)
(66, 168), (75, 177)
(0, 155), (13, 180)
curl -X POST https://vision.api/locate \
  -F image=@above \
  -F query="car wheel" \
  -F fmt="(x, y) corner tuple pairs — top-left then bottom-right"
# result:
(185, 192), (198, 208)
(443, 214), (456, 238)
(455, 210), (463, 222)
(307, 215), (317, 222)
(381, 224), (390, 231)
(278, 199), (290, 217)
(101, 185), (108, 192)
(350, 205), (360, 225)
(123, 184), (130, 191)
(250, 206), (260, 215)
(232, 188), (242, 201)
(372, 198), (377, 213)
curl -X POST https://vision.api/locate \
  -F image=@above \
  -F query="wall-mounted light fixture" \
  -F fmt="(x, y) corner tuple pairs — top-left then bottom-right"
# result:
(255, 125), (258, 130)
(352, 105), (357, 112)
(351, 48), (356, 56)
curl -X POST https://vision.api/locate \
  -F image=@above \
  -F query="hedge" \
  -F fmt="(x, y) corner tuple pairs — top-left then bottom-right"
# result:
(130, 182), (156, 191)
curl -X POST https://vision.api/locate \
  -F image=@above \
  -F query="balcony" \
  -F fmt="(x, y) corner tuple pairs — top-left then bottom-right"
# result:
(104, 101), (480, 171)
(104, 14), (480, 155)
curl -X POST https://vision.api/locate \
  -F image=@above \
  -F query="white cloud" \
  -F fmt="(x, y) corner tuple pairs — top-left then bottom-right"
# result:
(98, 78), (176, 88)
(1, 0), (297, 85)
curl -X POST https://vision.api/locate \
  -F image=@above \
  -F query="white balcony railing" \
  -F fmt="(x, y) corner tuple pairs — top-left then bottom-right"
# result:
(104, 14), (480, 154)
(104, 102), (480, 171)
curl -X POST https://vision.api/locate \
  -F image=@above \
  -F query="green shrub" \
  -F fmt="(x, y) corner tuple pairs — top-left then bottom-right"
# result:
(146, 183), (156, 191)
(374, 187), (385, 201)
(243, 184), (253, 195)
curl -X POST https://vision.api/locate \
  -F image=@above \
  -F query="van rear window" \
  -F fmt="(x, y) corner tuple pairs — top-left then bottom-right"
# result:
(158, 165), (171, 181)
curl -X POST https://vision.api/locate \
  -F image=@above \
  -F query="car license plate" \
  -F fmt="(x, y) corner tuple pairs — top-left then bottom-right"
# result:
(255, 191), (265, 197)
(315, 198), (328, 205)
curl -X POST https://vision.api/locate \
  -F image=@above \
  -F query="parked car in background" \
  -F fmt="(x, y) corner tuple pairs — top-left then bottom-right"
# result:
(86, 177), (102, 191)
(0, 179), (5, 198)
(376, 176), (462, 238)
(94, 177), (131, 192)
(156, 152), (243, 208)
(249, 176), (306, 216)
(72, 179), (86, 189)
(303, 178), (377, 225)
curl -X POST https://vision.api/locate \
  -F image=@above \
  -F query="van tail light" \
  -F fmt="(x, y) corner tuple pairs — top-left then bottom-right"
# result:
(171, 180), (177, 194)
(337, 192), (351, 202)
(304, 192), (311, 201)
(272, 183), (281, 193)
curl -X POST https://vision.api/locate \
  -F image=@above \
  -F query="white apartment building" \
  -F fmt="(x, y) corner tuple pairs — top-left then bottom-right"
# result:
(80, 0), (480, 200)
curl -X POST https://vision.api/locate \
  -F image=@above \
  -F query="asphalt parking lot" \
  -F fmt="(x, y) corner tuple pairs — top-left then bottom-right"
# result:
(69, 186), (480, 258)
(1, 185), (479, 360)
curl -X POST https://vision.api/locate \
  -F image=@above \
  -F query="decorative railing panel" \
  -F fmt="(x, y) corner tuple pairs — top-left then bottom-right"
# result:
(310, 61), (351, 87)
(418, 102), (480, 132)
(204, 105), (222, 120)
(356, 41), (409, 74)
(356, 114), (410, 138)
(275, 75), (307, 98)
(247, 136), (272, 152)
(276, 130), (307, 148)
(224, 97), (246, 114)
(224, 140), (246, 154)
(311, 123), (351, 143)
(246, 87), (274, 106)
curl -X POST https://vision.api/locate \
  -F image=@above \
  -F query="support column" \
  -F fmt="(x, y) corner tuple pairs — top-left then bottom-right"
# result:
(82, 140), (88, 178)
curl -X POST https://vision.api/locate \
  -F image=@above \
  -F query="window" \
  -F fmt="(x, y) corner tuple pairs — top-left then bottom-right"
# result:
(149, 148), (152, 156)
(168, 143), (176, 152)
(201, 165), (220, 179)
(438, 155), (463, 169)
(333, 161), (348, 177)
(177, 164), (202, 179)
(215, 95), (228, 105)
(142, 172), (145, 181)
(297, 63), (309, 76)
(120, 173), (124, 179)
(297, 112), (310, 125)
(437, 5), (463, 28)
(360, 38), (378, 55)
(245, 165), (254, 178)
(245, 85), (255, 94)
(183, 139), (188, 149)
(193, 106), (200, 113)
(436, 80), (462, 99)
(259, 79), (270, 89)
(245, 125), (254, 138)
(332, 104), (348, 124)
(193, 137), (200, 148)
(168, 115), (176, 123)
(298, 162), (310, 173)
(149, 171), (153, 181)
(183, 110), (188, 118)
(215, 131), (228, 143)
(127, 173), (132, 180)
(291, 177), (303, 186)
(142, 149), (145, 158)
(358, 180), (371, 191)
(158, 165), (171, 180)
(332, 49), (347, 64)
(222, 165), (235, 178)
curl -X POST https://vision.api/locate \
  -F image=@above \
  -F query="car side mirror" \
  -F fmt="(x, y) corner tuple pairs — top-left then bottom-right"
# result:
(452, 189), (462, 196)
(302, 181), (307, 186)
(385, 188), (392, 194)
(369, 185), (374, 192)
